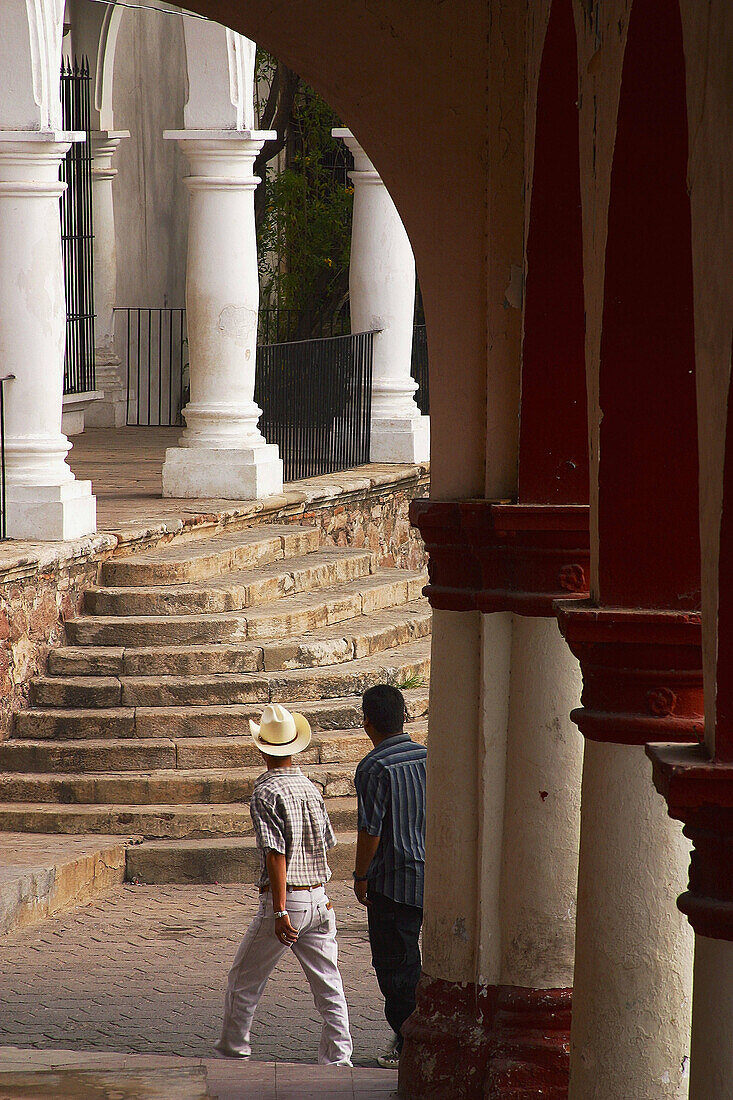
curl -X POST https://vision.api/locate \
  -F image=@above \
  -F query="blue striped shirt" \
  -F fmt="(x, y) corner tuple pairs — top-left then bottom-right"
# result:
(354, 733), (427, 908)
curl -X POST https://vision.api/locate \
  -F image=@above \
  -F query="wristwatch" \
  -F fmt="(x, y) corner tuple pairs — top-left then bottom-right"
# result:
(352, 872), (368, 883)
(273, 910), (288, 919)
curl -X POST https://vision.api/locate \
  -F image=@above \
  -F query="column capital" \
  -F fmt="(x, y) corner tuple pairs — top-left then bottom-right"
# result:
(0, 132), (79, 188)
(332, 127), (375, 172)
(556, 603), (703, 745)
(647, 742), (733, 940)
(163, 129), (277, 183)
(90, 130), (129, 180)
(409, 498), (590, 615)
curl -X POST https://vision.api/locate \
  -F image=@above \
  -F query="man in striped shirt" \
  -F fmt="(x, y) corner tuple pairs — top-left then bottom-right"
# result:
(353, 684), (427, 1069)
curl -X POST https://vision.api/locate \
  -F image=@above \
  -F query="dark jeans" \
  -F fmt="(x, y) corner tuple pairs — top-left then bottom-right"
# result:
(366, 890), (423, 1050)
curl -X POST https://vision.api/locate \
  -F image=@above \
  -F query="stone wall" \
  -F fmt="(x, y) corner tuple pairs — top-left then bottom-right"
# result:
(0, 537), (117, 740)
(260, 467), (429, 572)
(0, 466), (429, 740)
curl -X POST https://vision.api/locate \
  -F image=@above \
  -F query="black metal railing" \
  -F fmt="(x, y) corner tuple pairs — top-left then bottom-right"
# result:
(115, 308), (188, 427)
(255, 332), (373, 481)
(0, 375), (14, 539)
(60, 58), (96, 396)
(258, 305), (351, 345)
(412, 324), (430, 415)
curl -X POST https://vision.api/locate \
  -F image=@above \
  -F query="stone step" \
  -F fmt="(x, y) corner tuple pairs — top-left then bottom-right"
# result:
(125, 833), (359, 885)
(0, 834), (127, 935)
(0, 738), (177, 773)
(0, 724), (429, 773)
(100, 524), (320, 587)
(31, 639), (430, 709)
(86, 548), (374, 617)
(13, 687), (430, 741)
(65, 570), (427, 647)
(0, 797), (358, 838)
(47, 601), (432, 677)
(0, 763), (363, 805)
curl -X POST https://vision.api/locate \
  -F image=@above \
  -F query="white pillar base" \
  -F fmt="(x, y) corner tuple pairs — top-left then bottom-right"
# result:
(85, 390), (126, 429)
(6, 478), (96, 541)
(85, 351), (127, 429)
(162, 444), (283, 500)
(370, 414), (430, 463)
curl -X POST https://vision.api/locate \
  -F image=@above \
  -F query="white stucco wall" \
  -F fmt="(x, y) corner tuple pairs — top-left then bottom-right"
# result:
(111, 9), (189, 308)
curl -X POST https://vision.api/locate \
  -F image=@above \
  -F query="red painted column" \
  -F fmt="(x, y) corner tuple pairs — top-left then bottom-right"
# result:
(648, 349), (733, 1097)
(555, 0), (700, 1095)
(402, 3), (586, 1096)
(555, 0), (703, 776)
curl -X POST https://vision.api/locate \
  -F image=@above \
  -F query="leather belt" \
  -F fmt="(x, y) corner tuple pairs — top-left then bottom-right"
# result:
(260, 882), (324, 894)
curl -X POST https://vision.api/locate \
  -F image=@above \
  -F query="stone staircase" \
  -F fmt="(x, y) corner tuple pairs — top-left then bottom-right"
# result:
(0, 525), (430, 883)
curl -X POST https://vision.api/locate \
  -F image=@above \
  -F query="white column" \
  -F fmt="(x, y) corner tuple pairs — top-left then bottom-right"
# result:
(333, 128), (430, 465)
(161, 130), (282, 500)
(85, 130), (129, 429)
(498, 616), (583, 989)
(569, 742), (694, 1100)
(688, 936), (733, 1099)
(0, 135), (95, 541)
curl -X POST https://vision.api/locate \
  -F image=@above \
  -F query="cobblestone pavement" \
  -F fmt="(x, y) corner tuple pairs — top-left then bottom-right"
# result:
(0, 883), (393, 1068)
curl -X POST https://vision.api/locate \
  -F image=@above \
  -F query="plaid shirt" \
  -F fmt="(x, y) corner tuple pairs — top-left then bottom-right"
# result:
(250, 766), (336, 890)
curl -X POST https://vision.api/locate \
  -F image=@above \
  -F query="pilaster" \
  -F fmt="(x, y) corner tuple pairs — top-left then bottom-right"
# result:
(85, 129), (129, 429)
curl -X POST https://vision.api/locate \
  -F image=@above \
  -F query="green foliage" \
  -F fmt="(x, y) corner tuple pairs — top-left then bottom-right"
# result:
(395, 672), (427, 692)
(256, 68), (353, 338)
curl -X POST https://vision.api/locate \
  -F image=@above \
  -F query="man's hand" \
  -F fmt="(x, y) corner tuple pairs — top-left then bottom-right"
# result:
(354, 829), (380, 907)
(274, 912), (299, 946)
(353, 878), (369, 906)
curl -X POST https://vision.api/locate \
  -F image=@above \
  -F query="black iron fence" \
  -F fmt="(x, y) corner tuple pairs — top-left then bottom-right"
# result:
(115, 308), (188, 427)
(116, 306), (431, 477)
(258, 305), (350, 345)
(60, 58), (96, 396)
(412, 324), (430, 415)
(255, 332), (373, 481)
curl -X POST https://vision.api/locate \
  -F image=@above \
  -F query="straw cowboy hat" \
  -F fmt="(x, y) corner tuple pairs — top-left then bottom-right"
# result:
(249, 703), (312, 757)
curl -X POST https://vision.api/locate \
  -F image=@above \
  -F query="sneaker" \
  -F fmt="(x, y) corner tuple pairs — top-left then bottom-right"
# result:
(376, 1041), (401, 1069)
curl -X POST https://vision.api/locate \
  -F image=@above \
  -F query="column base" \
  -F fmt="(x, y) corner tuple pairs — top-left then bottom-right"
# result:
(162, 445), (283, 500)
(370, 415), (430, 464)
(399, 975), (496, 1099)
(61, 391), (104, 436)
(85, 390), (127, 429)
(485, 987), (571, 1099)
(85, 350), (128, 429)
(5, 479), (96, 541)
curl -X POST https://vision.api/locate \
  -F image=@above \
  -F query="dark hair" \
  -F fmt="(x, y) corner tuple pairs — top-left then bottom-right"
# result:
(362, 684), (406, 735)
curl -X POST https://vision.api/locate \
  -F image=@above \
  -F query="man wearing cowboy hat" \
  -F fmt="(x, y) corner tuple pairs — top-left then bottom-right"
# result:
(215, 703), (353, 1065)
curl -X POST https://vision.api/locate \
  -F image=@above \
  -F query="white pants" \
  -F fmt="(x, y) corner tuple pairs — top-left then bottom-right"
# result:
(218, 886), (353, 1065)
